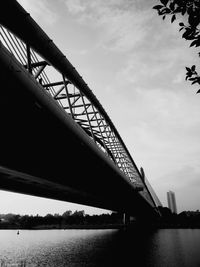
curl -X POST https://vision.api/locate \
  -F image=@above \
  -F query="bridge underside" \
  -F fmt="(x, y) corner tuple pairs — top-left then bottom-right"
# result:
(0, 43), (158, 220)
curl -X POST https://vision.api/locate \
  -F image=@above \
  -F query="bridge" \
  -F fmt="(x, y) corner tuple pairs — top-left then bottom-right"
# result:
(0, 0), (161, 220)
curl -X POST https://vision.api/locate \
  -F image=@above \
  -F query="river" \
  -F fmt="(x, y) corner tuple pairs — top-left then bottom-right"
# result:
(0, 228), (200, 266)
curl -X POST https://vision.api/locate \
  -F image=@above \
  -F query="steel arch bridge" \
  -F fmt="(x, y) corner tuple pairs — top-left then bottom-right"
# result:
(0, 0), (161, 219)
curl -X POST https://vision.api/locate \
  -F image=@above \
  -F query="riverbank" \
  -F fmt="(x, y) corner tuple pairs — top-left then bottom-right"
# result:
(0, 224), (124, 230)
(33, 224), (124, 229)
(2, 224), (200, 230)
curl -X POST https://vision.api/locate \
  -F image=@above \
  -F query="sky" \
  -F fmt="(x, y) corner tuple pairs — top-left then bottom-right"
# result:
(1, 0), (200, 215)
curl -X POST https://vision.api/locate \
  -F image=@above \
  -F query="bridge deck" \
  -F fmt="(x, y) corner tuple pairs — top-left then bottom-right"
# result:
(0, 0), (160, 219)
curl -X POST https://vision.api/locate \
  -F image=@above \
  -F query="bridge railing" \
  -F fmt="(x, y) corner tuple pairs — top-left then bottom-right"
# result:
(0, 12), (155, 207)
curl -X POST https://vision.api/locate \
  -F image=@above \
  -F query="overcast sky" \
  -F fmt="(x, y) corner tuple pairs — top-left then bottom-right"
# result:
(1, 0), (200, 215)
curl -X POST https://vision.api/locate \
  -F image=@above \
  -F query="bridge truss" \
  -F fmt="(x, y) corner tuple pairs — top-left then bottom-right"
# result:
(0, 0), (160, 209)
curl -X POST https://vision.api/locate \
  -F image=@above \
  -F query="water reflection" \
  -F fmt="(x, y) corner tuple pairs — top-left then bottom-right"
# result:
(0, 228), (200, 266)
(144, 229), (200, 267)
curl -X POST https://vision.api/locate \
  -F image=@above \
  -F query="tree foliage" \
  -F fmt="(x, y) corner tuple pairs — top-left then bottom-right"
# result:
(0, 211), (123, 229)
(153, 0), (200, 94)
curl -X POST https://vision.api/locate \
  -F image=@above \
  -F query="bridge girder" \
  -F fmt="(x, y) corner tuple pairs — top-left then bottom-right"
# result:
(0, 0), (161, 218)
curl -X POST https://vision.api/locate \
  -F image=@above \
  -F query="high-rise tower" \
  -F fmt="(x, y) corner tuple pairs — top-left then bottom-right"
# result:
(167, 191), (177, 214)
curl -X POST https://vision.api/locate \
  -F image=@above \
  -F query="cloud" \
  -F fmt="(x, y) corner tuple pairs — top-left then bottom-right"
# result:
(160, 166), (200, 188)
(64, 0), (86, 14)
(115, 26), (196, 89)
(64, 0), (154, 52)
(17, 0), (58, 25)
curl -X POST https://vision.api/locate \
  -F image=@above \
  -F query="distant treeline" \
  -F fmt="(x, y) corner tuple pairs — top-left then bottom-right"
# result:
(0, 210), (123, 229)
(157, 207), (200, 228)
(1, 208), (200, 229)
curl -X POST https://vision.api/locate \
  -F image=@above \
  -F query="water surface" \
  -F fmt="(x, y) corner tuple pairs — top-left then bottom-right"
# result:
(0, 228), (200, 266)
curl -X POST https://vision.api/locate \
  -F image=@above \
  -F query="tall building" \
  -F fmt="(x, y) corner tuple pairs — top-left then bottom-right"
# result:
(167, 191), (177, 214)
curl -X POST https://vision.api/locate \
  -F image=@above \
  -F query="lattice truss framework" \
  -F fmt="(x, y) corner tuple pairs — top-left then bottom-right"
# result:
(0, 25), (152, 200)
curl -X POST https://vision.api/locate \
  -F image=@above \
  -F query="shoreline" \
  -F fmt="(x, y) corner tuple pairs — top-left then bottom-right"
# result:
(0, 224), (124, 230)
(1, 224), (200, 230)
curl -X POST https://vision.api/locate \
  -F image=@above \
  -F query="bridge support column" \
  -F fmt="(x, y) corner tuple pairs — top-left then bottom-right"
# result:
(123, 213), (130, 225)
